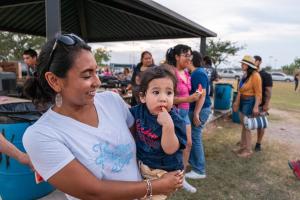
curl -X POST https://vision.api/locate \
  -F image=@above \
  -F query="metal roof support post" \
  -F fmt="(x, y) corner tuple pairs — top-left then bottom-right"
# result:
(200, 37), (206, 56)
(46, 0), (61, 41)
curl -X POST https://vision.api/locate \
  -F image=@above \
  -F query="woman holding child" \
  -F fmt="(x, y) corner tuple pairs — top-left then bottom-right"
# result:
(22, 33), (183, 200)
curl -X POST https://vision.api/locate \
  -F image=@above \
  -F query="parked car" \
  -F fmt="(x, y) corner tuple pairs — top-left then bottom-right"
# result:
(271, 72), (294, 82)
(218, 69), (243, 79)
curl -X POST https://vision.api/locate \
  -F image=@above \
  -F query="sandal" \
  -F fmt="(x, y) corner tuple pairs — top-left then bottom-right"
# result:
(237, 150), (253, 158)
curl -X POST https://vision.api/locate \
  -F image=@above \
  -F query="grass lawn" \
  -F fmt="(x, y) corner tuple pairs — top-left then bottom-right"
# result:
(270, 82), (300, 111)
(217, 79), (300, 111)
(169, 121), (300, 200)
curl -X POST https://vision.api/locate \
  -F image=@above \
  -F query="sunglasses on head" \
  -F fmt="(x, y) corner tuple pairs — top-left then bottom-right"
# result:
(47, 33), (84, 71)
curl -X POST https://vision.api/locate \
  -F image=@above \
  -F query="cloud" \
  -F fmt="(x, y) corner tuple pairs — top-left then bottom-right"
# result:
(89, 0), (300, 67)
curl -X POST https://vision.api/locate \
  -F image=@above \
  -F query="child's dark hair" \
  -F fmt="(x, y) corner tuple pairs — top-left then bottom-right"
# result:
(139, 66), (177, 96)
(23, 34), (91, 107)
(165, 44), (192, 66)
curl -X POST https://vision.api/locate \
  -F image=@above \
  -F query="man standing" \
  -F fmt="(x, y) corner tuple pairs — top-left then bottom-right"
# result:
(186, 51), (211, 179)
(22, 49), (37, 79)
(254, 55), (273, 151)
(203, 55), (219, 97)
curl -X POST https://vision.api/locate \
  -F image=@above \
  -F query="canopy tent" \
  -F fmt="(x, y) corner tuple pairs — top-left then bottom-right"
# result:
(0, 0), (216, 53)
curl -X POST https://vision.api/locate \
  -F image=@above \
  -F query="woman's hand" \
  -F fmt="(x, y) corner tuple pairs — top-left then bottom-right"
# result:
(252, 106), (259, 116)
(155, 170), (184, 195)
(233, 102), (239, 112)
(193, 113), (201, 127)
(189, 92), (201, 102)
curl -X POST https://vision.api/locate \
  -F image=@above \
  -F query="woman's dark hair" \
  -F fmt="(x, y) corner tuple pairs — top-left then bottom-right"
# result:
(23, 34), (91, 106)
(137, 51), (153, 66)
(242, 66), (256, 83)
(139, 66), (177, 96)
(191, 51), (203, 67)
(203, 55), (212, 66)
(165, 44), (192, 66)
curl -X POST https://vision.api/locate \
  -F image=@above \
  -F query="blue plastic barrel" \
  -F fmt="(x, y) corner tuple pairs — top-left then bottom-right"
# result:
(232, 92), (241, 123)
(214, 83), (233, 110)
(0, 112), (54, 200)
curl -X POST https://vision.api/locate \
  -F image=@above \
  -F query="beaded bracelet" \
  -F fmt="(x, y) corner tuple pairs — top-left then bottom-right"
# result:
(143, 179), (152, 200)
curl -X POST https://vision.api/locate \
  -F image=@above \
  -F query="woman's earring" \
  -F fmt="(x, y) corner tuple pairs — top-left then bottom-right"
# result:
(55, 93), (63, 107)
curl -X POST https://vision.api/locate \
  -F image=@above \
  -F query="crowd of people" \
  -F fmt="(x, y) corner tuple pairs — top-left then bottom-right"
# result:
(1, 33), (299, 200)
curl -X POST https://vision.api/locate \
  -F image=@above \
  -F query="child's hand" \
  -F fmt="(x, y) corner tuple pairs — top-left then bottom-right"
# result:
(157, 107), (173, 128)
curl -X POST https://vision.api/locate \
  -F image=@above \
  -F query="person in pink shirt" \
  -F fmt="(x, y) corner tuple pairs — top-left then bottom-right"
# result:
(165, 44), (200, 193)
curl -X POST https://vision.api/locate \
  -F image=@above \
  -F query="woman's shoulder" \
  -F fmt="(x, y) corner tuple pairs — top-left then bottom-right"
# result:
(94, 91), (125, 108)
(252, 71), (262, 80)
(23, 114), (59, 146)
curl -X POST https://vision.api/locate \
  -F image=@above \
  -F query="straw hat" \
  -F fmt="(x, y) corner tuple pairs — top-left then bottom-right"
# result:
(240, 55), (257, 69)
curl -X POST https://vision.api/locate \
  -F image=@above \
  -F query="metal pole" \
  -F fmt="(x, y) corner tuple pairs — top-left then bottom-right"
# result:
(46, 0), (61, 41)
(200, 37), (206, 56)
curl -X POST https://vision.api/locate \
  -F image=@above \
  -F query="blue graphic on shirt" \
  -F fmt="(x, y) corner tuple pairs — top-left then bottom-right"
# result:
(93, 141), (133, 173)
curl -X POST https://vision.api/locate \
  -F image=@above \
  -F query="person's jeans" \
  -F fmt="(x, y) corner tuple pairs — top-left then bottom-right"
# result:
(188, 107), (211, 174)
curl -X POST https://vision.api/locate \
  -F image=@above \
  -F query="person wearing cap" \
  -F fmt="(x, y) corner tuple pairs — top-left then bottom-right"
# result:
(233, 55), (262, 158)
(254, 55), (273, 152)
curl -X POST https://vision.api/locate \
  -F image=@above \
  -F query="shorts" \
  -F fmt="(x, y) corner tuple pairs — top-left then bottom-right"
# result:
(239, 96), (255, 116)
(177, 108), (191, 125)
(139, 161), (167, 200)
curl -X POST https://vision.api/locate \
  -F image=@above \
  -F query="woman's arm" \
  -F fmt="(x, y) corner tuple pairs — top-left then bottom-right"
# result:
(173, 92), (200, 104)
(192, 89), (206, 127)
(253, 73), (262, 116)
(233, 91), (241, 112)
(0, 134), (33, 168)
(48, 159), (183, 200)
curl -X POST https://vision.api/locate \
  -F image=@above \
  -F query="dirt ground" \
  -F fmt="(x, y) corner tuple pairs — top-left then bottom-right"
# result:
(267, 108), (300, 156)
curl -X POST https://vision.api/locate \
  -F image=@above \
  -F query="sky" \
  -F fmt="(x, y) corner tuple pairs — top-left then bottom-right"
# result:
(89, 0), (300, 69)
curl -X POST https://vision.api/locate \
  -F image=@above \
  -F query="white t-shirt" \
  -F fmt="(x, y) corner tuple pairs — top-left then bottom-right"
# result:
(23, 91), (141, 200)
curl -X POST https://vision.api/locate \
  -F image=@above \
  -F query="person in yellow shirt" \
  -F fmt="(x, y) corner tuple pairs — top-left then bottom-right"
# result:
(233, 55), (262, 158)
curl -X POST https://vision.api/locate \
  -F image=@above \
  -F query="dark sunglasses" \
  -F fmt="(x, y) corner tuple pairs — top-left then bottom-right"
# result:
(47, 33), (84, 71)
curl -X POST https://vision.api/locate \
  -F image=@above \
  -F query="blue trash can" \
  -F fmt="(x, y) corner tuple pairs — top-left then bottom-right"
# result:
(232, 91), (240, 123)
(214, 83), (233, 110)
(0, 102), (54, 200)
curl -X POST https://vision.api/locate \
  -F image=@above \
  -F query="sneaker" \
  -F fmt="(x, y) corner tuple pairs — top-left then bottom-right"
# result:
(183, 178), (197, 193)
(255, 143), (261, 152)
(185, 170), (206, 179)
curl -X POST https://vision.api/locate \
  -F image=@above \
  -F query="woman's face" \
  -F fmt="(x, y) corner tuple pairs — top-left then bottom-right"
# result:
(60, 50), (101, 107)
(241, 63), (248, 71)
(175, 50), (192, 69)
(142, 53), (153, 67)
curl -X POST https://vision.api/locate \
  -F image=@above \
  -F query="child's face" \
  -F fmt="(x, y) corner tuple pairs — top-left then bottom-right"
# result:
(140, 77), (174, 115)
